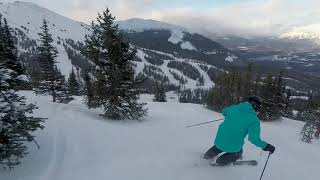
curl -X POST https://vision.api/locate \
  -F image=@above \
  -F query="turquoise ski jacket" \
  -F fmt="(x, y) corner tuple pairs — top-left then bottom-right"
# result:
(214, 102), (267, 152)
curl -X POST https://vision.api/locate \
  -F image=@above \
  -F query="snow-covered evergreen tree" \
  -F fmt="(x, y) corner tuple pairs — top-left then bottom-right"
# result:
(35, 19), (71, 103)
(259, 71), (288, 121)
(300, 111), (318, 143)
(153, 82), (167, 102)
(84, 73), (94, 108)
(68, 68), (81, 96)
(84, 8), (147, 120)
(300, 95), (320, 143)
(0, 15), (45, 169)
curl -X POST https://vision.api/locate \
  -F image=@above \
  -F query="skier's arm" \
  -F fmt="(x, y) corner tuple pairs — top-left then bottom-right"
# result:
(248, 121), (267, 149)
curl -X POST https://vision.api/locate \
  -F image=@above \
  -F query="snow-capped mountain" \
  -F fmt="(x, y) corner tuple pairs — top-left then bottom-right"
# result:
(117, 18), (193, 48)
(279, 24), (320, 45)
(0, 1), (318, 92)
(0, 1), (89, 41)
(0, 1), (240, 91)
(0, 1), (90, 78)
(116, 18), (243, 90)
(118, 18), (240, 67)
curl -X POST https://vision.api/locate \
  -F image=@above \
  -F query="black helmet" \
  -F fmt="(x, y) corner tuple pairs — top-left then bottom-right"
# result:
(248, 96), (263, 111)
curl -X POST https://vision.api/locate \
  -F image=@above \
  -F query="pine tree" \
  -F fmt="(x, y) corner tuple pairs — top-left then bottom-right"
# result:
(261, 74), (273, 99)
(243, 63), (254, 98)
(206, 87), (215, 109)
(36, 19), (71, 103)
(197, 75), (204, 86)
(300, 111), (318, 143)
(84, 73), (94, 108)
(84, 9), (147, 120)
(206, 74), (227, 111)
(0, 15), (45, 169)
(253, 73), (261, 95)
(259, 71), (288, 121)
(55, 70), (73, 103)
(153, 82), (167, 102)
(68, 68), (81, 96)
(300, 94), (320, 142)
(76, 68), (84, 95)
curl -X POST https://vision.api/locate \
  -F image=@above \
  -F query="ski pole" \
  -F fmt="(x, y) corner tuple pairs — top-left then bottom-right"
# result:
(33, 138), (40, 149)
(259, 152), (271, 180)
(186, 118), (224, 128)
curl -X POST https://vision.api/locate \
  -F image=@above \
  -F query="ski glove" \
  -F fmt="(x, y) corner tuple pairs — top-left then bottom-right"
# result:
(263, 144), (275, 154)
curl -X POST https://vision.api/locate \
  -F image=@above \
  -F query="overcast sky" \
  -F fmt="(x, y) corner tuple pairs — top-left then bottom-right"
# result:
(3, 0), (320, 36)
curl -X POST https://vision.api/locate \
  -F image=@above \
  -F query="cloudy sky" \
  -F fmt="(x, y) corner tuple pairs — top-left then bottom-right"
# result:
(3, 0), (320, 36)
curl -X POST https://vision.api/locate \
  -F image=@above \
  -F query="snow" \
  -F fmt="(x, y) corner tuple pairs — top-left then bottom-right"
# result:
(225, 54), (238, 63)
(168, 29), (184, 44)
(0, 1), (89, 41)
(117, 18), (187, 35)
(237, 46), (249, 51)
(293, 110), (299, 117)
(134, 48), (216, 90)
(181, 41), (197, 51)
(204, 51), (217, 55)
(290, 96), (309, 100)
(134, 49), (148, 77)
(280, 23), (320, 45)
(117, 18), (190, 45)
(0, 1), (90, 78)
(16, 74), (29, 82)
(305, 63), (315, 67)
(0, 91), (319, 180)
(55, 43), (74, 78)
(0, 2), (216, 86)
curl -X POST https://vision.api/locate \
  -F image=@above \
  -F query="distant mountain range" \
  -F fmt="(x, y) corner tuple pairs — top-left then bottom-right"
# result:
(0, 1), (319, 93)
(279, 24), (320, 45)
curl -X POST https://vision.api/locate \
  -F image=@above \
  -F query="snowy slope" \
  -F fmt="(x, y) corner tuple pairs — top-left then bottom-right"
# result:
(117, 18), (188, 45)
(0, 1), (90, 78)
(0, 1), (89, 41)
(0, 92), (318, 180)
(117, 18), (201, 51)
(134, 48), (216, 89)
(0, 2), (225, 87)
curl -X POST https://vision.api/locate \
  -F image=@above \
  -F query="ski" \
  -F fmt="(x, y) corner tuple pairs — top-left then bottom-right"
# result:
(233, 160), (258, 166)
(210, 160), (258, 167)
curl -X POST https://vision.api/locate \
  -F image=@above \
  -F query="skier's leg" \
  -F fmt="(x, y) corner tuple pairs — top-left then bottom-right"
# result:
(216, 149), (243, 165)
(203, 146), (223, 159)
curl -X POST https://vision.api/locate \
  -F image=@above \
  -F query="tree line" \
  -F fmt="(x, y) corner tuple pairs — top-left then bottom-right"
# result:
(204, 63), (320, 143)
(206, 64), (291, 121)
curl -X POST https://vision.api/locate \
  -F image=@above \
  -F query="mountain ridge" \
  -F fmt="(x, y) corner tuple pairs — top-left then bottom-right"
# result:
(1, 1), (319, 93)
(0, 1), (232, 91)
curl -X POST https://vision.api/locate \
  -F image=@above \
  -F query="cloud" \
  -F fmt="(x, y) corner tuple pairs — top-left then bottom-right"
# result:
(153, 0), (320, 36)
(6, 0), (319, 36)
(66, 0), (158, 23)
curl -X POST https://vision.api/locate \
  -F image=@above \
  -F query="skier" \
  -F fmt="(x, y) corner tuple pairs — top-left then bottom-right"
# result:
(204, 96), (275, 165)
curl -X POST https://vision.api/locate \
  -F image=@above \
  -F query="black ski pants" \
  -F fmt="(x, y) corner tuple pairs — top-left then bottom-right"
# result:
(204, 145), (243, 165)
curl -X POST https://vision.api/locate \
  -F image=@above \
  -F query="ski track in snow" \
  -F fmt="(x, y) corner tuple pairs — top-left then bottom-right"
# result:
(0, 92), (319, 180)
